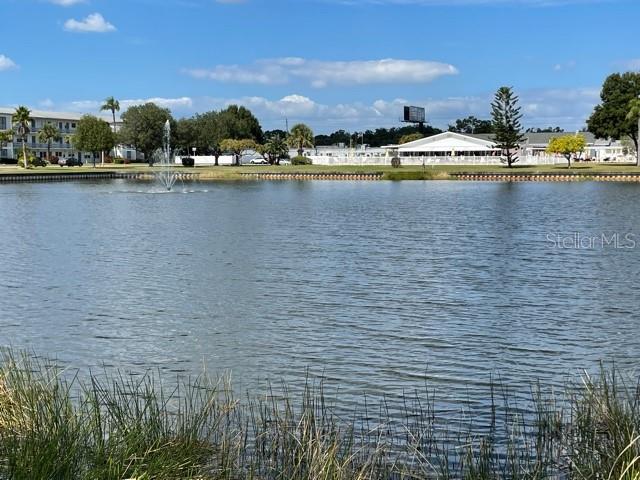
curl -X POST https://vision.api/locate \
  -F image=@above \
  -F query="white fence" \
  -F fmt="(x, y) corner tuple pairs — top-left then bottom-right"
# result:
(174, 155), (235, 166)
(307, 155), (564, 166)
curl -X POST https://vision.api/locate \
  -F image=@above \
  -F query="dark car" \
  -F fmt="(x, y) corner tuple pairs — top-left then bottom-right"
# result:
(59, 157), (83, 167)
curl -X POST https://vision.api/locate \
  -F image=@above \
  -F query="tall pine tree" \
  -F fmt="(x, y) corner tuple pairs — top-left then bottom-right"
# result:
(491, 87), (525, 167)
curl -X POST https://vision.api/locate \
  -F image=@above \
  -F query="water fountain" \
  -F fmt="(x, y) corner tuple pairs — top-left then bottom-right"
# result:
(155, 120), (178, 191)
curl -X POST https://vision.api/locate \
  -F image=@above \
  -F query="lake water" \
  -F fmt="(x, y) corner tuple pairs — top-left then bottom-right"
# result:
(0, 180), (639, 413)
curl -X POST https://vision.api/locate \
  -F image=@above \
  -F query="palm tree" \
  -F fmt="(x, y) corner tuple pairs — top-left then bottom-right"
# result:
(265, 133), (289, 165)
(12, 106), (32, 168)
(287, 123), (314, 158)
(626, 98), (640, 167)
(101, 97), (120, 163)
(37, 122), (62, 163)
(101, 96), (120, 131)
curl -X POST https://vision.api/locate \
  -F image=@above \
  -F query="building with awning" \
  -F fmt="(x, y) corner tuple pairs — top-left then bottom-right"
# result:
(396, 132), (502, 157)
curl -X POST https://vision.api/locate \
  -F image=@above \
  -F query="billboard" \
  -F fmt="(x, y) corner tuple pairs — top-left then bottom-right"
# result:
(403, 106), (426, 123)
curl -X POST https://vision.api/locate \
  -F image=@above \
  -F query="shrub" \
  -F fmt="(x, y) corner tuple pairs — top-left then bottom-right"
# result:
(391, 157), (401, 168)
(17, 155), (45, 168)
(291, 155), (312, 165)
(181, 157), (195, 167)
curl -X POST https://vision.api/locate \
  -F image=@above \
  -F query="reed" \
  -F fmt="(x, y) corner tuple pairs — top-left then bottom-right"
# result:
(0, 350), (638, 479)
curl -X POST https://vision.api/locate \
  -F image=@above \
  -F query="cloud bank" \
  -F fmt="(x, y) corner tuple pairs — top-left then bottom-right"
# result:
(185, 58), (458, 87)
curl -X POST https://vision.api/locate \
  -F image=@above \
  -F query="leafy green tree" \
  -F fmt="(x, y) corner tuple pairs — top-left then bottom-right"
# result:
(399, 133), (424, 144)
(12, 106), (32, 168)
(625, 98), (640, 166)
(74, 115), (115, 166)
(216, 105), (263, 143)
(491, 86), (525, 167)
(175, 117), (199, 155)
(37, 122), (62, 162)
(288, 123), (314, 157)
(588, 72), (640, 165)
(448, 116), (493, 134)
(546, 134), (586, 168)
(101, 96), (120, 134)
(0, 130), (12, 155)
(119, 103), (175, 164)
(194, 111), (224, 162)
(220, 138), (257, 165)
(264, 129), (288, 141)
(314, 126), (442, 148)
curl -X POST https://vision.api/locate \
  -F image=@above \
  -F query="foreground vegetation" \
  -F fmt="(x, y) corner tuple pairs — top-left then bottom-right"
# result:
(0, 351), (638, 479)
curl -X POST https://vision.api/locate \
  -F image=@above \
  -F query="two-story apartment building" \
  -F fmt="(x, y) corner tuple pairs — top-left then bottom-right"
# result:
(0, 107), (138, 162)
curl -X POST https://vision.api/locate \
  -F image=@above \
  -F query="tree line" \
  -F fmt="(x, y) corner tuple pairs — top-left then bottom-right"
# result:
(1, 101), (315, 168)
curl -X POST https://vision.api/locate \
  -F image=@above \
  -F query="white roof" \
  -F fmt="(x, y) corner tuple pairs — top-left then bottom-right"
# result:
(0, 107), (112, 122)
(398, 132), (499, 152)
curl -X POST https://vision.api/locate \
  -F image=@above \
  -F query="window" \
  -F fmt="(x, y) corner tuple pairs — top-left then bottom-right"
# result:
(71, 123), (76, 128)
(0, 117), (6, 130)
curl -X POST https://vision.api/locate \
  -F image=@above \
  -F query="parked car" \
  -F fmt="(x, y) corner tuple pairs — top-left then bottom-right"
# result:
(58, 157), (83, 167)
(249, 158), (269, 165)
(279, 160), (291, 166)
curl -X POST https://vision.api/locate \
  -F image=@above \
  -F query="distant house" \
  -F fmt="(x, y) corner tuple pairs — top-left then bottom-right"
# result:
(468, 132), (626, 162)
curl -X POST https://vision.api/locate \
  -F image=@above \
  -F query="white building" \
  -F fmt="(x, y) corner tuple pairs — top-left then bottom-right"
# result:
(0, 107), (139, 163)
(298, 131), (630, 166)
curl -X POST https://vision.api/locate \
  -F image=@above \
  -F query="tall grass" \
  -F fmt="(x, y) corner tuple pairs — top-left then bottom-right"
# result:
(0, 351), (638, 479)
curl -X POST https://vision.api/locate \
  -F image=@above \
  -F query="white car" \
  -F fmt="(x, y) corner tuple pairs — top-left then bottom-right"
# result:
(249, 158), (269, 165)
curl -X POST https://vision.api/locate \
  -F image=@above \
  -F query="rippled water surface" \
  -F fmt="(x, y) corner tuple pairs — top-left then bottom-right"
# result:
(1, 180), (639, 409)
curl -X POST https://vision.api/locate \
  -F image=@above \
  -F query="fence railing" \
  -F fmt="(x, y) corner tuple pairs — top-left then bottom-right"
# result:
(308, 155), (564, 166)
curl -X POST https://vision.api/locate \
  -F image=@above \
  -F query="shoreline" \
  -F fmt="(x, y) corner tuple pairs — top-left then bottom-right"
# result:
(1, 163), (640, 183)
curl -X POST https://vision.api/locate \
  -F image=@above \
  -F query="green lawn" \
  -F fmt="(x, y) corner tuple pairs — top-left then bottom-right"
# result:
(1, 161), (640, 180)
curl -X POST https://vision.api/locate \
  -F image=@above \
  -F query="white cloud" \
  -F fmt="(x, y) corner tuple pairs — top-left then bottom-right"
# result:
(0, 55), (18, 71)
(49, 0), (86, 6)
(120, 97), (194, 109)
(39, 99), (55, 108)
(184, 58), (458, 87)
(64, 13), (116, 33)
(65, 97), (193, 112)
(553, 60), (576, 71)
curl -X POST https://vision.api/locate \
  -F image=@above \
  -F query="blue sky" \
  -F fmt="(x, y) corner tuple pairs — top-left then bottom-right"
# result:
(1, 0), (639, 133)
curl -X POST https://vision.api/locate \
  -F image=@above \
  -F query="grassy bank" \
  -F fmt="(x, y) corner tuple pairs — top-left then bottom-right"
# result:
(2, 162), (640, 182)
(0, 351), (638, 479)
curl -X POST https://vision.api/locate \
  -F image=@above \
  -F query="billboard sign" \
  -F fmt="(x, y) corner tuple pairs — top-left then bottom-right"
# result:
(403, 106), (426, 123)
